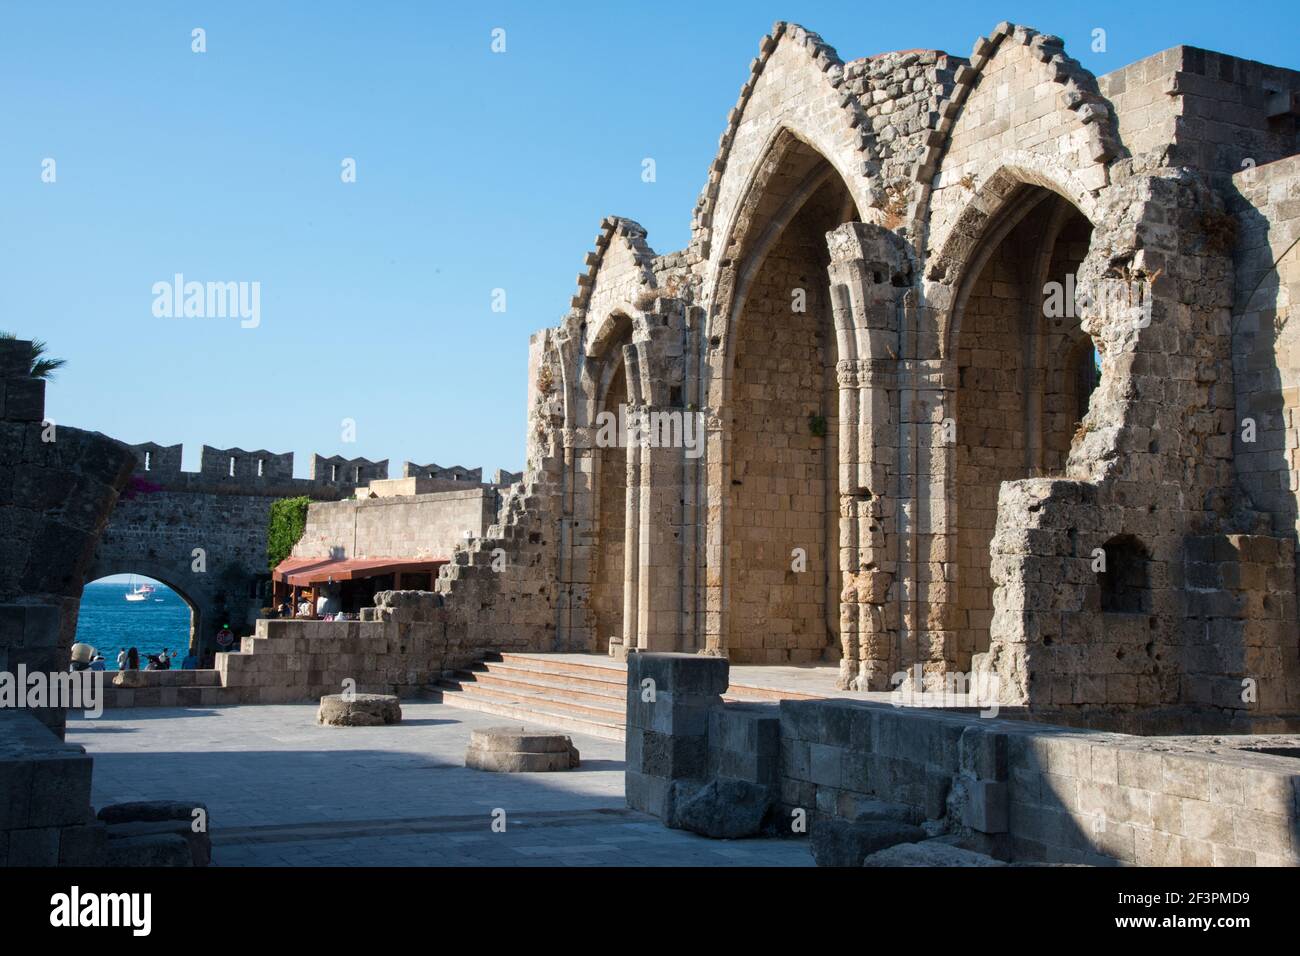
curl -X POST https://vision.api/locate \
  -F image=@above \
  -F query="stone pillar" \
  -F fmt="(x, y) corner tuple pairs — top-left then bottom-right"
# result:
(624, 652), (729, 819)
(620, 422), (640, 651)
(630, 408), (685, 651)
(899, 358), (960, 686)
(825, 224), (910, 690)
(622, 297), (692, 653)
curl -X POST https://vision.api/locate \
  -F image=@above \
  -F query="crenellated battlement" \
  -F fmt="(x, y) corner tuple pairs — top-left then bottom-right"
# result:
(128, 441), (183, 476)
(310, 453), (389, 488)
(124, 442), (520, 497)
(403, 461), (481, 482)
(200, 445), (295, 481)
(126, 443), (375, 497)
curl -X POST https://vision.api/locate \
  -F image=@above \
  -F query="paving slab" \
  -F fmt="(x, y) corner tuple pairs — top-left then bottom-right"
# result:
(66, 702), (813, 867)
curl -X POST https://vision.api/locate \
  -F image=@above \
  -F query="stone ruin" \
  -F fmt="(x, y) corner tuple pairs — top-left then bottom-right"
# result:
(119, 17), (1298, 735)
(6, 16), (1300, 868)
(0, 338), (210, 864)
(431, 19), (1300, 733)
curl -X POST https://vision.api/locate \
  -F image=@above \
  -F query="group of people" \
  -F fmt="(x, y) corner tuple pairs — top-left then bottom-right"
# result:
(113, 646), (194, 671)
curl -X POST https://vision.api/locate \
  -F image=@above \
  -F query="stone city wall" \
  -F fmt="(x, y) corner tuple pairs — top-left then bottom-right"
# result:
(291, 488), (498, 560)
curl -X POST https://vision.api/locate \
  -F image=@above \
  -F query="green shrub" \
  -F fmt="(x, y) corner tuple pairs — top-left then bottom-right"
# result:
(267, 496), (312, 571)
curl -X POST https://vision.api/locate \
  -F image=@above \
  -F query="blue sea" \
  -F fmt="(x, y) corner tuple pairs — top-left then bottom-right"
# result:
(74, 581), (192, 670)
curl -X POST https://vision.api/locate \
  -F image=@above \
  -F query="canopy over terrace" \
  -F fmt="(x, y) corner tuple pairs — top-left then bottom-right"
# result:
(272, 556), (448, 615)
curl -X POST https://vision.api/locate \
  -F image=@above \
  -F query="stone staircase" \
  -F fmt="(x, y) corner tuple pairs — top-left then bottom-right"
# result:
(436, 653), (627, 739)
(434, 652), (823, 741)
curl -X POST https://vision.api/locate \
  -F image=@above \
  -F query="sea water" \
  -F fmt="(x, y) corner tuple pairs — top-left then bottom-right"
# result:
(74, 581), (191, 670)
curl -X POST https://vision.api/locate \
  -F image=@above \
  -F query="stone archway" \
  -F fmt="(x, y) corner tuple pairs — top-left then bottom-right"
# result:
(945, 184), (1097, 668)
(589, 314), (634, 653)
(79, 567), (205, 658)
(705, 129), (861, 664)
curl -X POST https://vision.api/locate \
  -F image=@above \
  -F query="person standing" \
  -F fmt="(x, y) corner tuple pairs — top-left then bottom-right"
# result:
(127, 646), (139, 670)
(116, 647), (127, 670)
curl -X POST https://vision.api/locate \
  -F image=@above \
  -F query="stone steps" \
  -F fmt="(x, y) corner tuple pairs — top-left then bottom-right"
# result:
(435, 681), (625, 741)
(460, 668), (625, 706)
(497, 653), (626, 681)
(442, 677), (624, 722)
(435, 652), (824, 741)
(437, 652), (625, 740)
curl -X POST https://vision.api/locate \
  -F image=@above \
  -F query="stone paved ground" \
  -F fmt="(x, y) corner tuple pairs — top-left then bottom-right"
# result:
(65, 703), (813, 867)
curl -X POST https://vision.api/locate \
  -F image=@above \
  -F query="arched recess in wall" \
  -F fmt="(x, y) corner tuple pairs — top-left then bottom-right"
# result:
(941, 177), (1098, 667)
(78, 571), (203, 661)
(708, 127), (860, 665)
(585, 311), (634, 653)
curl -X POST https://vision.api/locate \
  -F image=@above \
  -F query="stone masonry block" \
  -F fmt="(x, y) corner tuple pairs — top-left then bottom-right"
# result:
(627, 652), (729, 697)
(963, 780), (1010, 833)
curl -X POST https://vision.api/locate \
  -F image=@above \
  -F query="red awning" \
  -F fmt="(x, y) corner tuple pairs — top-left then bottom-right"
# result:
(273, 556), (448, 587)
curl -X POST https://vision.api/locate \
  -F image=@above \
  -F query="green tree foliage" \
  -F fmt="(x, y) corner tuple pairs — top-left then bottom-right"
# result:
(267, 496), (312, 571)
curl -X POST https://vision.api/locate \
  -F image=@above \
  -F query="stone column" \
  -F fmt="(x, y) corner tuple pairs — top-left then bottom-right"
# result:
(622, 297), (692, 653)
(620, 417), (641, 651)
(825, 224), (910, 690)
(631, 407), (685, 651)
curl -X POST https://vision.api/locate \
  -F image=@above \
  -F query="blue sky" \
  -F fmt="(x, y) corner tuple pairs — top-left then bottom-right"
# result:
(3, 1), (1296, 477)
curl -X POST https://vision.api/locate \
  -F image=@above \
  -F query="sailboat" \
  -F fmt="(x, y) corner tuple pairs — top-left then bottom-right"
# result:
(124, 576), (155, 602)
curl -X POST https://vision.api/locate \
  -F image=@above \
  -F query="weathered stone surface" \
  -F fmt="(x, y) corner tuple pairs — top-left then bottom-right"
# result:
(666, 778), (772, 839)
(464, 726), (579, 772)
(97, 800), (211, 866)
(809, 817), (927, 867)
(105, 820), (211, 867)
(863, 838), (1006, 867)
(103, 833), (193, 867)
(317, 693), (402, 727)
(840, 796), (922, 825)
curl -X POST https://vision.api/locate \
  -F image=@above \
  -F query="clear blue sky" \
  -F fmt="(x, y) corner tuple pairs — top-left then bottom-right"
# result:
(4, 1), (1296, 477)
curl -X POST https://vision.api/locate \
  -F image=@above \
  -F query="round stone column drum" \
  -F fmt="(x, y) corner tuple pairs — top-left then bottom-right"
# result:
(464, 726), (580, 772)
(317, 693), (402, 727)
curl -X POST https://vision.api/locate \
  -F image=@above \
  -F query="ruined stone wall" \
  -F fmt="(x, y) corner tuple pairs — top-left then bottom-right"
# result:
(0, 339), (134, 737)
(1229, 154), (1300, 544)
(410, 331), (568, 660)
(1040, 215), (1094, 474)
(626, 654), (1300, 867)
(527, 19), (1300, 724)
